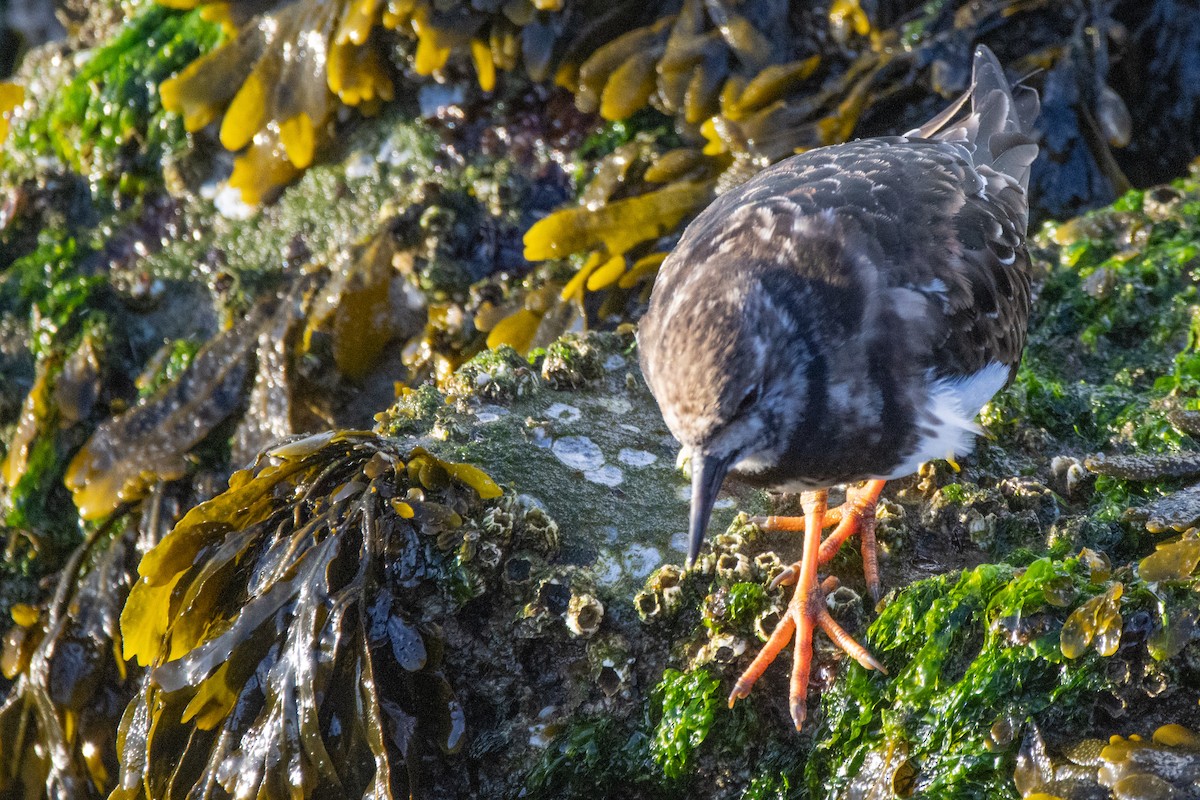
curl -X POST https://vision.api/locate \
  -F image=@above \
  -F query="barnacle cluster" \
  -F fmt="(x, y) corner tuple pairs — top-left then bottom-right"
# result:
(927, 476), (1062, 553)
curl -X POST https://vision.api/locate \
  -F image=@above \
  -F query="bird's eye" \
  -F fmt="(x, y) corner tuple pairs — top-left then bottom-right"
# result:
(734, 384), (763, 416)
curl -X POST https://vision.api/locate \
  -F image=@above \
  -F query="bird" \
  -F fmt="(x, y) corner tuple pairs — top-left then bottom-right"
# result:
(637, 44), (1039, 731)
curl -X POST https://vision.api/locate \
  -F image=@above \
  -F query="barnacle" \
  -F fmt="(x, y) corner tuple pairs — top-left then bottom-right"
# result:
(113, 432), (504, 799)
(638, 564), (688, 619)
(714, 551), (752, 582)
(565, 592), (604, 638)
(538, 331), (612, 389)
(444, 344), (540, 403)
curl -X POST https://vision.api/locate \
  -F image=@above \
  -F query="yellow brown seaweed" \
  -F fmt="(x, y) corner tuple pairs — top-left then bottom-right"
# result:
(64, 304), (265, 520)
(153, 0), (561, 202)
(1060, 582), (1123, 659)
(1, 359), (56, 495)
(0, 520), (138, 799)
(304, 231), (418, 380)
(113, 432), (503, 799)
(0, 82), (22, 146)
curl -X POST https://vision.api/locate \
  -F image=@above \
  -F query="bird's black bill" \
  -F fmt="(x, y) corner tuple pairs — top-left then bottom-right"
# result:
(687, 451), (733, 569)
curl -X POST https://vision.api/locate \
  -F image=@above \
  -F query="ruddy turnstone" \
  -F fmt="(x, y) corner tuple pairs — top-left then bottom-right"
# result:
(638, 45), (1039, 730)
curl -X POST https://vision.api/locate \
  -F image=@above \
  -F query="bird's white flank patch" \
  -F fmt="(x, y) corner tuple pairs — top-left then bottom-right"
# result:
(888, 362), (1009, 478)
(941, 361), (1010, 418)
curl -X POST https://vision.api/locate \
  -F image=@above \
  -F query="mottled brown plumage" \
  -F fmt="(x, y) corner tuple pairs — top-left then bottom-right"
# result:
(637, 45), (1039, 729)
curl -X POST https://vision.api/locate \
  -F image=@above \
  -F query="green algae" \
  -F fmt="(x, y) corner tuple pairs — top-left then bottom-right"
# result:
(651, 668), (722, 779)
(0, 231), (77, 313)
(806, 560), (1110, 798)
(800, 547), (1200, 799)
(2, 317), (107, 585)
(527, 665), (759, 799)
(988, 182), (1200, 458)
(722, 582), (769, 630)
(6, 6), (221, 190)
(526, 717), (663, 800)
(134, 338), (198, 398)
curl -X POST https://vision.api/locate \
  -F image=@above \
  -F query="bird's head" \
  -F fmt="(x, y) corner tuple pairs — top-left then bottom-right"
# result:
(639, 279), (811, 568)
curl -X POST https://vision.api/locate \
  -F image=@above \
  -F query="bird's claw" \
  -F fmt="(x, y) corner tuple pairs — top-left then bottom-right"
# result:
(768, 564), (798, 590)
(730, 569), (883, 731)
(757, 481), (886, 601)
(731, 488), (886, 731)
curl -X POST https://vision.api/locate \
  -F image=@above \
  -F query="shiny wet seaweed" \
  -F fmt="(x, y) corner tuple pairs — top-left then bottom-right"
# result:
(111, 432), (500, 799)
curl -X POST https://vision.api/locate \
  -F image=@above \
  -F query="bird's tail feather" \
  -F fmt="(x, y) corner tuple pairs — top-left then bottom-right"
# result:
(908, 45), (1040, 192)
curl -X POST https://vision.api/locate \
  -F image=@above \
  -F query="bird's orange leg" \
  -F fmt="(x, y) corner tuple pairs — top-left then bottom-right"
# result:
(754, 479), (886, 602)
(730, 489), (886, 730)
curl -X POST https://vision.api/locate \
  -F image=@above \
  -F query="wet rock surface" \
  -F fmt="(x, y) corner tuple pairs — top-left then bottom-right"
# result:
(2, 2), (1200, 799)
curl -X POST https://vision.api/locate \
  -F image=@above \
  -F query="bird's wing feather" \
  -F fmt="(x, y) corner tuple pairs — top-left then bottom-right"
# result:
(657, 136), (1031, 381)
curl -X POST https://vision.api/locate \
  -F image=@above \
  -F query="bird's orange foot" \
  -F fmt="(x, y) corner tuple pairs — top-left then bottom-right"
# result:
(733, 488), (886, 731)
(728, 572), (886, 729)
(753, 479), (886, 602)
